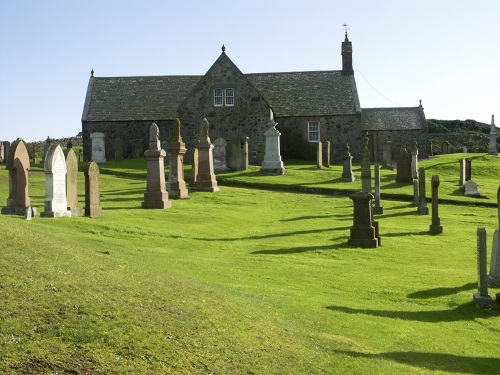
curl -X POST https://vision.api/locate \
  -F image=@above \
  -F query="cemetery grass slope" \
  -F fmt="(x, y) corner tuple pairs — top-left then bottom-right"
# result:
(1, 158), (500, 374)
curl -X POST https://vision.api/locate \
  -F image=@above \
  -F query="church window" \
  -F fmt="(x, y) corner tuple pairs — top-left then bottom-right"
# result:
(308, 121), (320, 142)
(214, 88), (223, 106)
(225, 88), (234, 106)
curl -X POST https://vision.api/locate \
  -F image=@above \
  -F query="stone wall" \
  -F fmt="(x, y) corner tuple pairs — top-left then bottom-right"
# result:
(374, 129), (429, 160)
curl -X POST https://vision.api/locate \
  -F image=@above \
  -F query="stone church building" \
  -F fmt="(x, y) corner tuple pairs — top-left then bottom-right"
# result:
(81, 34), (428, 164)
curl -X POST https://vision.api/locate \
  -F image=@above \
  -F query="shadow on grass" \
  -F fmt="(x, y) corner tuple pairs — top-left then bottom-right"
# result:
(280, 213), (344, 222)
(325, 302), (500, 322)
(382, 230), (432, 237)
(251, 241), (353, 255)
(333, 350), (500, 375)
(407, 282), (477, 299)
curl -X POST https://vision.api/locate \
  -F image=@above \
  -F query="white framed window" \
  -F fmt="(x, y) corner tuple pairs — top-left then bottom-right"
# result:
(308, 121), (320, 142)
(225, 88), (234, 106)
(214, 88), (223, 106)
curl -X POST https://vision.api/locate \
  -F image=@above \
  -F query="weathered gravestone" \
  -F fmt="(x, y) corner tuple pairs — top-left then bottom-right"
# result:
(382, 138), (392, 168)
(42, 136), (52, 163)
(42, 144), (71, 217)
(85, 162), (102, 218)
(360, 136), (371, 193)
(464, 180), (480, 197)
(348, 191), (379, 248)
(90, 132), (106, 163)
(142, 123), (172, 208)
(261, 119), (285, 175)
(325, 141), (331, 168)
(0, 142), (5, 163)
(442, 141), (449, 154)
(488, 186), (500, 288)
(1, 138), (36, 217)
(411, 141), (419, 179)
(213, 137), (230, 171)
(66, 148), (83, 216)
(373, 163), (383, 215)
(3, 141), (10, 164)
(226, 137), (249, 171)
(396, 145), (412, 183)
(465, 158), (472, 181)
(191, 147), (198, 184)
(488, 114), (497, 156)
(429, 175), (443, 234)
(194, 118), (219, 192)
(131, 139), (143, 158)
(316, 141), (322, 169)
(458, 159), (466, 187)
(474, 227), (493, 309)
(114, 136), (124, 161)
(341, 144), (355, 182)
(417, 167), (429, 215)
(167, 118), (189, 199)
(412, 178), (419, 207)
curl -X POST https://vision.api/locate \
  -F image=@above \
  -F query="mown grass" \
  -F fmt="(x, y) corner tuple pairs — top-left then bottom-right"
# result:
(1, 154), (500, 374)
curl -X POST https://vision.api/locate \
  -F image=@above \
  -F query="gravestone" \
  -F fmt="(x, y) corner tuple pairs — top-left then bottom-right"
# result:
(167, 118), (189, 199)
(463, 146), (468, 153)
(226, 137), (249, 171)
(411, 141), (419, 179)
(31, 143), (37, 164)
(1, 138), (35, 217)
(396, 145), (412, 183)
(0, 141), (4, 163)
(90, 132), (106, 163)
(488, 114), (497, 156)
(488, 187), (500, 287)
(429, 140), (433, 157)
(465, 158), (472, 181)
(373, 163), (383, 215)
(458, 159), (466, 187)
(85, 162), (102, 218)
(42, 144), (71, 217)
(474, 227), (493, 309)
(412, 179), (419, 207)
(3, 141), (10, 164)
(42, 136), (52, 163)
(66, 148), (83, 216)
(360, 136), (371, 193)
(382, 138), (393, 169)
(418, 167), (429, 215)
(194, 118), (220, 192)
(348, 191), (379, 248)
(316, 141), (323, 169)
(261, 119), (285, 175)
(115, 136), (124, 161)
(191, 147), (198, 184)
(464, 180), (480, 197)
(131, 139), (143, 158)
(442, 141), (449, 154)
(142, 123), (172, 208)
(429, 175), (443, 234)
(213, 137), (230, 171)
(341, 144), (355, 182)
(325, 141), (331, 168)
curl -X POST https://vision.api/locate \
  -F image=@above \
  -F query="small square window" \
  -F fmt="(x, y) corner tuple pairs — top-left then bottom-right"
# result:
(214, 88), (223, 106)
(308, 121), (320, 142)
(225, 88), (234, 106)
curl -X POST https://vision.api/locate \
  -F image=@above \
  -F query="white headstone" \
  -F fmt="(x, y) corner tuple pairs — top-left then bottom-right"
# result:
(42, 144), (71, 217)
(213, 137), (230, 171)
(91, 132), (107, 163)
(261, 120), (285, 175)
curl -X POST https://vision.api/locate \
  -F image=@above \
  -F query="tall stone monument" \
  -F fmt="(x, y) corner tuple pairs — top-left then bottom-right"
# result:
(348, 191), (379, 248)
(142, 123), (172, 208)
(396, 145), (412, 184)
(167, 118), (189, 199)
(42, 144), (71, 217)
(360, 136), (371, 193)
(488, 114), (497, 156)
(474, 227), (493, 309)
(316, 141), (323, 169)
(85, 162), (102, 218)
(261, 119), (285, 175)
(373, 163), (383, 215)
(325, 141), (331, 168)
(488, 186), (500, 287)
(417, 167), (429, 215)
(458, 159), (466, 187)
(429, 175), (443, 234)
(90, 132), (106, 163)
(66, 148), (83, 216)
(194, 118), (220, 192)
(341, 144), (355, 182)
(411, 141), (419, 180)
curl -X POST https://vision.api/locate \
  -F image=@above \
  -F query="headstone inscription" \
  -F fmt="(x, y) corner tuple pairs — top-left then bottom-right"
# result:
(66, 148), (83, 216)
(316, 141), (323, 169)
(42, 144), (71, 217)
(226, 137), (249, 171)
(373, 163), (383, 215)
(348, 191), (379, 248)
(488, 114), (497, 156)
(341, 144), (355, 182)
(90, 132), (106, 163)
(429, 175), (443, 234)
(213, 137), (230, 171)
(261, 119), (285, 175)
(417, 167), (429, 215)
(360, 136), (371, 193)
(85, 162), (102, 218)
(167, 118), (189, 199)
(396, 146), (412, 184)
(487, 186), (500, 287)
(142, 123), (172, 208)
(474, 227), (493, 309)
(1, 137), (35, 216)
(194, 118), (220, 192)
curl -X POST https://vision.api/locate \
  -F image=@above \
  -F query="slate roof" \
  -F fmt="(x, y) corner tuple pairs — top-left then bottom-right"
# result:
(361, 107), (426, 131)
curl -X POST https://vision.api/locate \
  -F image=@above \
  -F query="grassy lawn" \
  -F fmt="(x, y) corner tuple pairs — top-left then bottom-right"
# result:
(1, 153), (499, 374)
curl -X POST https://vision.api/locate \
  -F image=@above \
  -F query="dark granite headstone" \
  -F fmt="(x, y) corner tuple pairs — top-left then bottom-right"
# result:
(348, 191), (379, 248)
(396, 146), (412, 184)
(429, 175), (442, 234)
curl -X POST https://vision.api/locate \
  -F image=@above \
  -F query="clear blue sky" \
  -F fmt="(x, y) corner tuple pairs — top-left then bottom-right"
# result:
(1, 0), (498, 142)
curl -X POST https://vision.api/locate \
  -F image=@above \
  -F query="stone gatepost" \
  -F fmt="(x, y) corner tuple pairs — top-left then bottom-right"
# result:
(360, 136), (371, 193)
(85, 162), (102, 218)
(418, 167), (429, 215)
(488, 114), (497, 156)
(42, 144), (71, 217)
(316, 141), (322, 169)
(373, 163), (383, 215)
(341, 144), (355, 182)
(325, 141), (331, 168)
(115, 136), (124, 161)
(66, 148), (83, 216)
(396, 145), (412, 184)
(488, 186), (500, 287)
(348, 191), (379, 248)
(459, 159), (466, 187)
(261, 119), (285, 175)
(411, 141), (419, 180)
(167, 118), (189, 199)
(90, 132), (106, 164)
(429, 175), (443, 234)
(194, 118), (220, 192)
(142, 123), (172, 208)
(474, 227), (493, 309)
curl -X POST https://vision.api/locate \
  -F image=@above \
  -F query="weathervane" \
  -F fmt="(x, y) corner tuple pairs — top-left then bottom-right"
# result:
(343, 23), (349, 37)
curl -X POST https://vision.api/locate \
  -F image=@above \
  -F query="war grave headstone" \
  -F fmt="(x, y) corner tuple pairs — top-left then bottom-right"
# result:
(396, 146), (412, 184)
(348, 191), (379, 248)
(464, 180), (480, 197)
(442, 141), (449, 154)
(360, 136), (371, 193)
(474, 227), (493, 309)
(316, 141), (323, 169)
(142, 123), (172, 208)
(382, 138), (393, 168)
(373, 163), (384, 215)
(429, 175), (443, 234)
(213, 137), (230, 171)
(261, 119), (285, 175)
(66, 148), (83, 216)
(115, 136), (124, 161)
(411, 141), (419, 180)
(459, 159), (466, 187)
(131, 139), (143, 158)
(90, 132), (106, 163)
(488, 187), (500, 288)
(191, 147), (198, 184)
(325, 141), (331, 168)
(488, 114), (497, 156)
(42, 136), (52, 163)
(341, 144), (355, 182)
(418, 167), (429, 215)
(194, 118), (220, 192)
(0, 141), (4, 163)
(167, 118), (189, 199)
(42, 144), (71, 217)
(226, 137), (249, 171)
(85, 162), (102, 218)
(1, 137), (36, 217)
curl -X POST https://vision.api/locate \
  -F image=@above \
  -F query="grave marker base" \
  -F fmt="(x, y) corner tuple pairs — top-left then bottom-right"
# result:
(473, 293), (493, 309)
